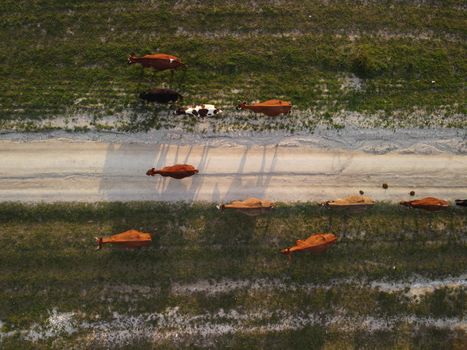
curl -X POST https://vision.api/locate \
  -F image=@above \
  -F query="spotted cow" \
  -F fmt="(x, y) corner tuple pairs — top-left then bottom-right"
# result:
(176, 104), (222, 117)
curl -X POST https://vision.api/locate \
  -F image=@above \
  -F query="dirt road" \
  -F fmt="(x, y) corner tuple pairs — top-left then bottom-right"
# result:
(1, 140), (466, 202)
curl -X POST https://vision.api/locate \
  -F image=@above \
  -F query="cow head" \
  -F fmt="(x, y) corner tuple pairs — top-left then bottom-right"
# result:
(174, 60), (185, 69)
(175, 108), (186, 115)
(128, 52), (136, 65)
(236, 102), (247, 110)
(280, 247), (291, 255)
(95, 237), (103, 250)
(399, 201), (411, 207)
(146, 168), (157, 176)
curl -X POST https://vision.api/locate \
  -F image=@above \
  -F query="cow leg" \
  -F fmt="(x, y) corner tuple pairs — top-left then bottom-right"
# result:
(153, 69), (159, 83)
(136, 67), (145, 92)
(170, 69), (175, 83)
(173, 66), (186, 90)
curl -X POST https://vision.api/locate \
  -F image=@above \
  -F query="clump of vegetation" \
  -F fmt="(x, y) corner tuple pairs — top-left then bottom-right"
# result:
(351, 44), (386, 78)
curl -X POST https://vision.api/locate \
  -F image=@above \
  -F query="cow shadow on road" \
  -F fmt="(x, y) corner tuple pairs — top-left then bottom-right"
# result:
(220, 144), (279, 203)
(98, 142), (280, 205)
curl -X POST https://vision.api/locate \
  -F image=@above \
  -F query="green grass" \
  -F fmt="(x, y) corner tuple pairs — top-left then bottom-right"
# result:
(0, 1), (465, 130)
(0, 202), (465, 348)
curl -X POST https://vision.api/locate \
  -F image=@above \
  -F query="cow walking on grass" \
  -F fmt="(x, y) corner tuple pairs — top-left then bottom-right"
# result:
(128, 52), (184, 81)
(237, 99), (292, 116)
(139, 88), (183, 116)
(139, 88), (183, 104)
(176, 104), (222, 117)
(400, 197), (449, 211)
(128, 53), (184, 71)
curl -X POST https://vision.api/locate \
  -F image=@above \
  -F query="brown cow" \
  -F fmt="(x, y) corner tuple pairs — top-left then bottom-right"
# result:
(281, 233), (337, 257)
(128, 53), (184, 71)
(400, 197), (449, 211)
(146, 164), (199, 179)
(95, 230), (152, 250)
(217, 197), (274, 216)
(321, 195), (375, 212)
(237, 99), (292, 116)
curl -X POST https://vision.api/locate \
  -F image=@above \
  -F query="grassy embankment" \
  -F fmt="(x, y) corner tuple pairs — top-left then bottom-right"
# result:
(0, 1), (466, 132)
(0, 202), (465, 349)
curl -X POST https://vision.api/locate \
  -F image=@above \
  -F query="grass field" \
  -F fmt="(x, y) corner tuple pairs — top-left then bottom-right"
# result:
(0, 1), (466, 131)
(0, 202), (465, 348)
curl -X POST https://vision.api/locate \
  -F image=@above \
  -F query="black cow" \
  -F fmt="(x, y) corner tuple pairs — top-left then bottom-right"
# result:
(139, 88), (182, 104)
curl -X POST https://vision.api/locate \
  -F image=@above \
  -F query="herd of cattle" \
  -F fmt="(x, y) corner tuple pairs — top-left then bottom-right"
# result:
(93, 52), (466, 256)
(129, 52), (292, 117)
(95, 162), (466, 256)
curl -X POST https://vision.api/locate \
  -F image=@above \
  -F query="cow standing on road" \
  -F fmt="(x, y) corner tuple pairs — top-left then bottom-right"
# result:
(146, 164), (199, 179)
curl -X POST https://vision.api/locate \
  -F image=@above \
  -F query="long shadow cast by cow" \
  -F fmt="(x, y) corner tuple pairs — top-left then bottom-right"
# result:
(143, 143), (280, 203)
(221, 144), (279, 202)
(97, 142), (281, 269)
(98, 143), (168, 201)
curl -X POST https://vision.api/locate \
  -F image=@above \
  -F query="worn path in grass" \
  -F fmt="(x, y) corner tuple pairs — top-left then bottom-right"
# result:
(1, 139), (466, 202)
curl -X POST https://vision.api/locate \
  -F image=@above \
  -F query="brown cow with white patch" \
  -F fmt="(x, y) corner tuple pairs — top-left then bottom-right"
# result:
(128, 53), (184, 71)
